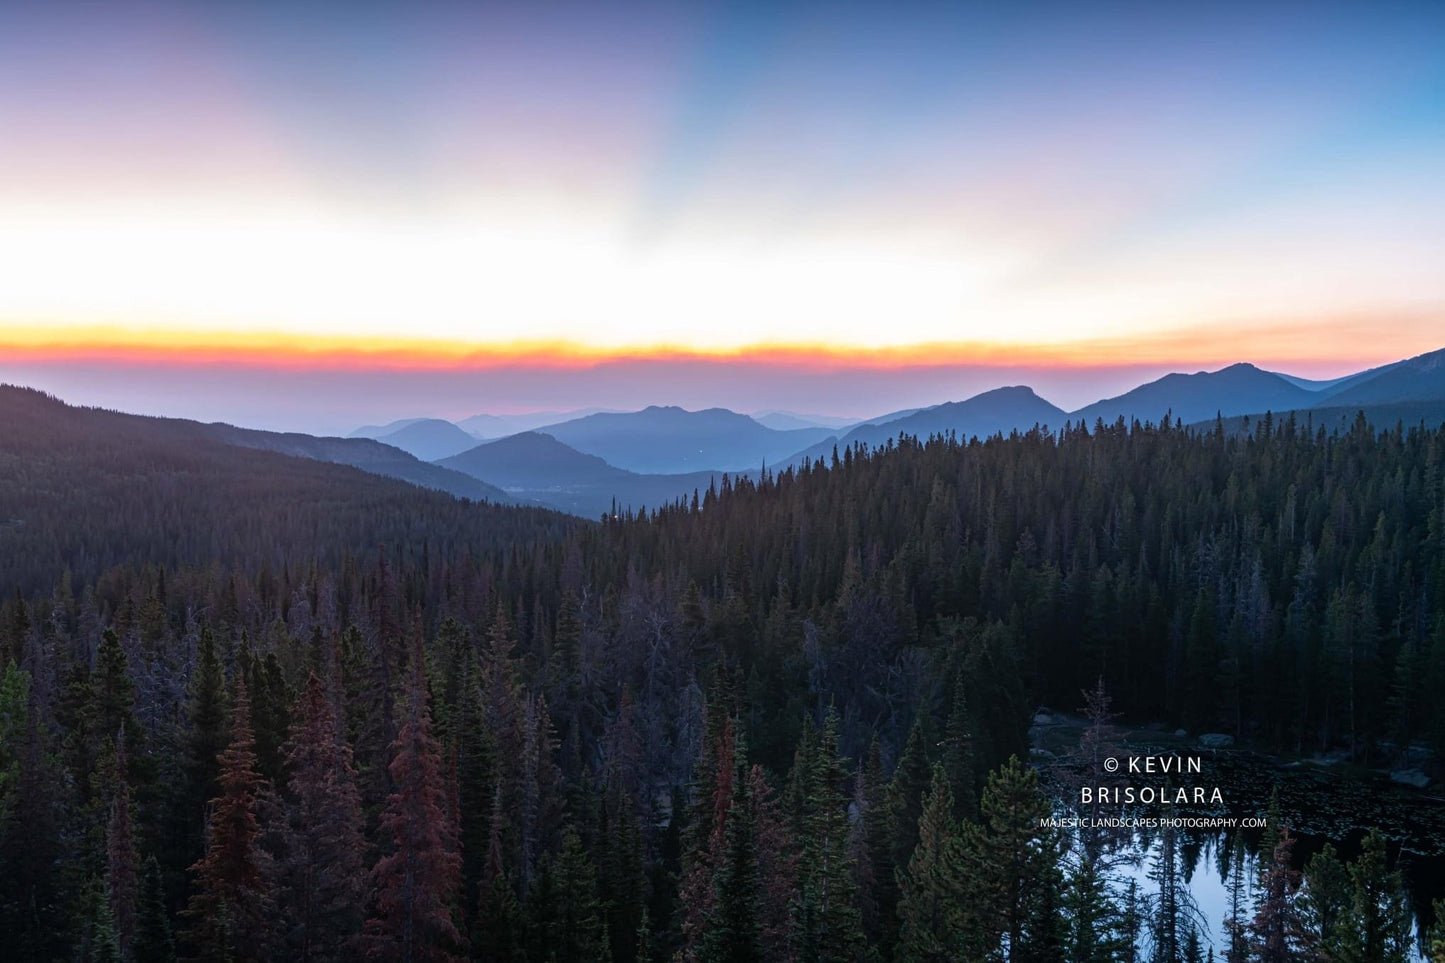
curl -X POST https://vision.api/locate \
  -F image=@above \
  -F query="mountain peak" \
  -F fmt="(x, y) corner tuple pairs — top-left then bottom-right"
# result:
(1403, 346), (1445, 370)
(971, 384), (1039, 399)
(1071, 363), (1312, 426)
(533, 405), (832, 473)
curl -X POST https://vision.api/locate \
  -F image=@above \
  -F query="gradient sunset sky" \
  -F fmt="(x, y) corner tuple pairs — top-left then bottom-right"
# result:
(2, 1), (1443, 433)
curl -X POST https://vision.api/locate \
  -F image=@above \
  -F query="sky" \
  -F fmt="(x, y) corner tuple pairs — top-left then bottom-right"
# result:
(1, 0), (1443, 432)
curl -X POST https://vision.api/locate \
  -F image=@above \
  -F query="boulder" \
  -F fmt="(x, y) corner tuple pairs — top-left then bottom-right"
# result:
(1389, 768), (1432, 789)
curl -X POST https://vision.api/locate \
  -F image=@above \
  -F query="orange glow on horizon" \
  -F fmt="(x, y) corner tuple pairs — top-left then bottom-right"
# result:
(2, 315), (1439, 376)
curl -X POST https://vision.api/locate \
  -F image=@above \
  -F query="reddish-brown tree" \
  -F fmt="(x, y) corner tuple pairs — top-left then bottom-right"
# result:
(677, 716), (735, 962)
(106, 733), (139, 959)
(183, 676), (267, 963)
(364, 641), (462, 962)
(280, 673), (367, 962)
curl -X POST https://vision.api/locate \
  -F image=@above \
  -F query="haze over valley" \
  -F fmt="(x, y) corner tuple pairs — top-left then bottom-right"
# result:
(10, 346), (1445, 520)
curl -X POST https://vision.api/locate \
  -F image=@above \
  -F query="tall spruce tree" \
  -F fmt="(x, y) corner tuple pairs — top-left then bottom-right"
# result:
(894, 763), (965, 963)
(1220, 835), (1250, 963)
(278, 673), (367, 961)
(364, 641), (462, 962)
(699, 732), (764, 963)
(1065, 853), (1124, 963)
(1248, 828), (1303, 962)
(881, 714), (930, 949)
(134, 856), (176, 963)
(473, 783), (524, 963)
(549, 825), (611, 963)
(106, 733), (139, 958)
(170, 625), (228, 890)
(970, 756), (1063, 962)
(941, 675), (977, 823)
(789, 710), (869, 962)
(1337, 830), (1414, 963)
(1299, 843), (1351, 959)
(182, 675), (267, 962)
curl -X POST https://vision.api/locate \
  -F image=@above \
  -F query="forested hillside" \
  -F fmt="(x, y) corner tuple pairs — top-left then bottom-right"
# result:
(0, 386), (570, 594)
(3, 403), (1444, 960)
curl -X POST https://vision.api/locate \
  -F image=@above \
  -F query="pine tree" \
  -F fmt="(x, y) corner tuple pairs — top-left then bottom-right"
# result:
(971, 756), (1062, 962)
(473, 784), (524, 963)
(550, 825), (611, 963)
(849, 741), (890, 946)
(172, 625), (228, 886)
(894, 763), (963, 963)
(364, 642), (462, 962)
(182, 675), (267, 962)
(1065, 853), (1124, 963)
(279, 673), (367, 961)
(941, 675), (977, 822)
(1337, 830), (1413, 963)
(678, 715), (736, 962)
(92, 628), (145, 750)
(79, 874), (123, 963)
(598, 785), (647, 963)
(1182, 926), (1204, 963)
(2, 589), (28, 667)
(518, 693), (566, 891)
(106, 733), (140, 958)
(0, 684), (67, 961)
(247, 650), (291, 785)
(1023, 866), (1068, 963)
(1147, 814), (1199, 963)
(451, 655), (493, 928)
(1299, 843), (1351, 959)
(1247, 828), (1302, 962)
(747, 763), (799, 956)
(134, 856), (177, 963)
(1119, 878), (1142, 963)
(699, 733), (763, 963)
(789, 710), (869, 962)
(881, 713), (930, 949)
(1220, 835), (1249, 963)
(1076, 676), (1124, 857)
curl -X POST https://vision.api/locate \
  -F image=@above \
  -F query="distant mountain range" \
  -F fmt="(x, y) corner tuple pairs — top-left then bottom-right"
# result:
(335, 345), (1445, 517)
(12, 345), (1442, 525)
(1070, 363), (1316, 427)
(751, 410), (859, 431)
(1319, 348), (1445, 406)
(456, 407), (620, 439)
(783, 386), (1065, 468)
(353, 409), (625, 443)
(532, 405), (833, 473)
(440, 432), (721, 518)
(367, 418), (478, 461)
(348, 417), (427, 438)
(197, 424), (514, 503)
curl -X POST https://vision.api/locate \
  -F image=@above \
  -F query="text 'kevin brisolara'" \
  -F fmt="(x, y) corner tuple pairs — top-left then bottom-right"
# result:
(1080, 786), (1224, 804)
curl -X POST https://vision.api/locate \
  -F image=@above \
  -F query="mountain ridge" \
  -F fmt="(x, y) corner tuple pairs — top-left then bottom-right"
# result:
(371, 418), (479, 461)
(441, 431), (729, 518)
(1067, 362), (1316, 427)
(532, 404), (832, 473)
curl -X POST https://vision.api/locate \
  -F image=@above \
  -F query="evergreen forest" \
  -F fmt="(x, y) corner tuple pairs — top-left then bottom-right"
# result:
(3, 386), (1445, 961)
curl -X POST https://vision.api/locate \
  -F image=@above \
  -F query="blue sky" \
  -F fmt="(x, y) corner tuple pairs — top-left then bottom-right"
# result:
(1, 1), (1442, 429)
